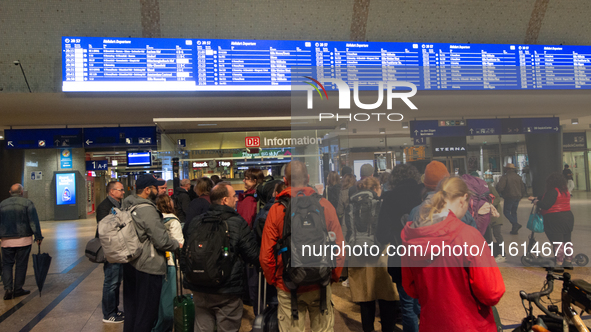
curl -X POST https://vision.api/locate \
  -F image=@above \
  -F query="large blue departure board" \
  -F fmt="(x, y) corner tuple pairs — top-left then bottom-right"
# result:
(62, 37), (591, 92)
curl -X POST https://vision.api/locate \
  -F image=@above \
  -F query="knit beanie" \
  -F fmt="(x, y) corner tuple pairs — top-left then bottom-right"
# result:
(423, 161), (450, 190)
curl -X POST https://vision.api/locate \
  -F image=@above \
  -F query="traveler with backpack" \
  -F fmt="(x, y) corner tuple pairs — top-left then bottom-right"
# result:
(471, 172), (505, 262)
(260, 161), (345, 332)
(376, 164), (423, 332)
(238, 168), (265, 229)
(184, 177), (213, 234)
(183, 182), (260, 332)
(337, 173), (356, 240)
(347, 176), (399, 332)
(172, 179), (192, 224)
(401, 176), (505, 332)
(152, 195), (184, 332)
(120, 174), (180, 332)
(496, 163), (528, 234)
(96, 181), (125, 323)
(409, 161), (477, 229)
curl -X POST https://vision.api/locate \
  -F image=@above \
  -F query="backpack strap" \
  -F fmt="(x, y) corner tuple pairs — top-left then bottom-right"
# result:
(291, 289), (299, 320)
(320, 285), (327, 315)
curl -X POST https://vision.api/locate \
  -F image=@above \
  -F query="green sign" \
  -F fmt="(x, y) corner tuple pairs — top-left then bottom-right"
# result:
(232, 149), (291, 159)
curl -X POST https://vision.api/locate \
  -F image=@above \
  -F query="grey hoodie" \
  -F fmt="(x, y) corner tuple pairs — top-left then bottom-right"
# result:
(122, 195), (179, 275)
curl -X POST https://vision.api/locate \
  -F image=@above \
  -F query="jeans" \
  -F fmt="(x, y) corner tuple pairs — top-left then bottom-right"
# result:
(2, 245), (32, 292)
(397, 283), (420, 332)
(123, 263), (163, 332)
(102, 262), (123, 319)
(503, 198), (521, 228)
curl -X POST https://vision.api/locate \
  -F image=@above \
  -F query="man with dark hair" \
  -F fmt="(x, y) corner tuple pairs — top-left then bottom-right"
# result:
(0, 184), (43, 300)
(210, 175), (221, 185)
(260, 161), (345, 332)
(173, 179), (192, 223)
(96, 181), (125, 323)
(121, 175), (179, 332)
(184, 182), (259, 332)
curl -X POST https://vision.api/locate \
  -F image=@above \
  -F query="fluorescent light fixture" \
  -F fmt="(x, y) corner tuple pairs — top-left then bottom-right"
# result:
(198, 123), (217, 126)
(290, 122), (309, 125)
(402, 122), (409, 129)
(572, 118), (579, 125)
(379, 128), (386, 134)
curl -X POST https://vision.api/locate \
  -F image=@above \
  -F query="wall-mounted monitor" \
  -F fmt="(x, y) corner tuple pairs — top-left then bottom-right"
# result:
(56, 173), (77, 205)
(127, 151), (152, 166)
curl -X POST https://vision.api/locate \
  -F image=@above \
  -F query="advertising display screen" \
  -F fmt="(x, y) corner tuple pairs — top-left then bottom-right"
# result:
(56, 173), (76, 205)
(127, 151), (152, 166)
(63, 36), (591, 92)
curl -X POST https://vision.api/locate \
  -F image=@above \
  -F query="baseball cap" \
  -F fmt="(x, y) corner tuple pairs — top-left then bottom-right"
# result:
(136, 174), (166, 190)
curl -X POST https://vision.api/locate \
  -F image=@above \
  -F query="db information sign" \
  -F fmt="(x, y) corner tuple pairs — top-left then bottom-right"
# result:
(245, 136), (260, 148)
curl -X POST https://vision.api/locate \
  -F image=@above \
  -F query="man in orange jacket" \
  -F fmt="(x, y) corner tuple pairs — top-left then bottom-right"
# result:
(260, 161), (345, 332)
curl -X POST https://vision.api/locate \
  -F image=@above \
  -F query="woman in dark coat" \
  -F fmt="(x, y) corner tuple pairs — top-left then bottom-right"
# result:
(529, 172), (575, 271)
(183, 177), (213, 234)
(376, 164), (423, 332)
(323, 171), (341, 211)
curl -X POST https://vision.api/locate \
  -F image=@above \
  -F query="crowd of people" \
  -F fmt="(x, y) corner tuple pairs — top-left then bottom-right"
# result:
(0, 159), (579, 332)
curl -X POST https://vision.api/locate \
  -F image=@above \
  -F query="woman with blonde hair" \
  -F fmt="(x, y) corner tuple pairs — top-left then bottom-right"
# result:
(401, 177), (505, 331)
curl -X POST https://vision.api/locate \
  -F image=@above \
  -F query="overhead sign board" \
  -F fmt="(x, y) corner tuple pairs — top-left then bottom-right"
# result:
(83, 126), (156, 148)
(5, 129), (83, 149)
(411, 117), (560, 138)
(563, 132), (587, 151)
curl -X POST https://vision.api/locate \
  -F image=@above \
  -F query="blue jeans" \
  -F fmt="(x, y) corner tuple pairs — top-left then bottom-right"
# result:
(102, 262), (123, 319)
(503, 198), (521, 228)
(2, 245), (32, 292)
(397, 283), (420, 332)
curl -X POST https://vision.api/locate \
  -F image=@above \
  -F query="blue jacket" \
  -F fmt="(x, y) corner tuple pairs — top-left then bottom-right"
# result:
(0, 195), (43, 241)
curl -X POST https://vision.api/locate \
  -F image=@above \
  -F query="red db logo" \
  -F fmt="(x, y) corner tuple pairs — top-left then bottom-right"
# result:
(245, 136), (260, 148)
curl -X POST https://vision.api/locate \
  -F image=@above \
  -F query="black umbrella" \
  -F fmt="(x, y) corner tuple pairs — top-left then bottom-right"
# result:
(32, 243), (52, 296)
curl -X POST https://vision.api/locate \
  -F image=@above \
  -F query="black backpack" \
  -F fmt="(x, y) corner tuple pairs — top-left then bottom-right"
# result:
(275, 192), (334, 320)
(347, 190), (381, 248)
(182, 213), (235, 287)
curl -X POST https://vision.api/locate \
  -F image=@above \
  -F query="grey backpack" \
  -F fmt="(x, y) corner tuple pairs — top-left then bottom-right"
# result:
(98, 203), (151, 264)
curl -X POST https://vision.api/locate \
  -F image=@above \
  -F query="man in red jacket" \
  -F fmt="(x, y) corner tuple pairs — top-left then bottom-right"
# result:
(260, 161), (344, 332)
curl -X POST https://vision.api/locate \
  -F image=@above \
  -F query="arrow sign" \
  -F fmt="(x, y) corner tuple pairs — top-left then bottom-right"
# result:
(55, 139), (60, 146)
(554, 127), (559, 131)
(7, 141), (13, 147)
(414, 130), (419, 135)
(85, 139), (93, 145)
(469, 128), (474, 134)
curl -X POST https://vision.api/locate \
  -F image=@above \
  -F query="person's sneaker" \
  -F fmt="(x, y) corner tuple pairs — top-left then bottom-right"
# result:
(13, 289), (30, 298)
(103, 315), (124, 324)
(495, 256), (506, 263)
(3, 291), (13, 300)
(563, 261), (574, 270)
(342, 279), (350, 287)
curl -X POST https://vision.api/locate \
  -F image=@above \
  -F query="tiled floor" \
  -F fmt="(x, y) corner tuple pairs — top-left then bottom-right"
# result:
(1, 193), (590, 331)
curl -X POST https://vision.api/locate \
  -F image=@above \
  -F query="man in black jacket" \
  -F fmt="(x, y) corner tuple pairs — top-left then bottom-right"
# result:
(173, 179), (191, 224)
(96, 181), (125, 323)
(184, 182), (259, 332)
